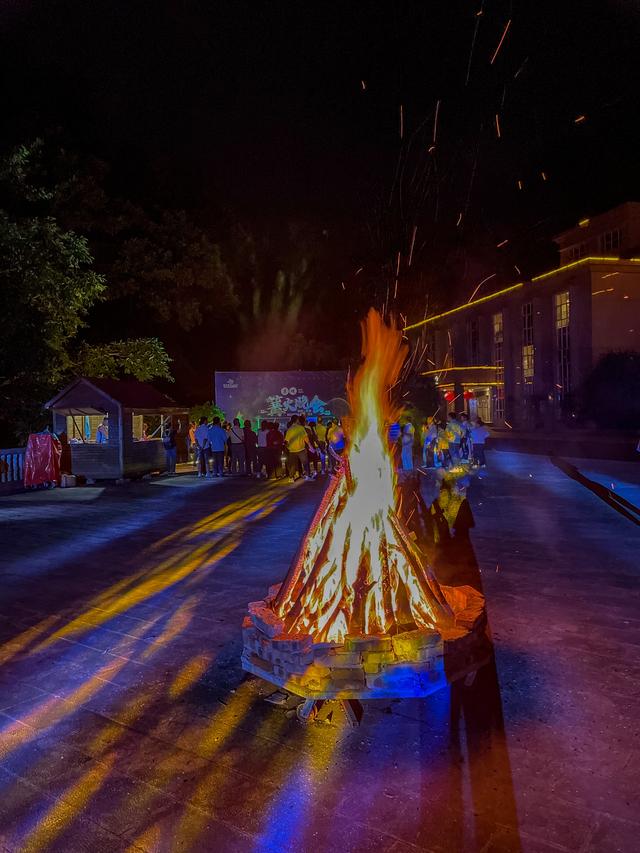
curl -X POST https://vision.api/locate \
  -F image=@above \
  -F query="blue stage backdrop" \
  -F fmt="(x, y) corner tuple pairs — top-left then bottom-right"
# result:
(214, 371), (348, 423)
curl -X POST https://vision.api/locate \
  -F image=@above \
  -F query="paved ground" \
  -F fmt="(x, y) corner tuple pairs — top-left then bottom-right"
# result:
(0, 455), (638, 853)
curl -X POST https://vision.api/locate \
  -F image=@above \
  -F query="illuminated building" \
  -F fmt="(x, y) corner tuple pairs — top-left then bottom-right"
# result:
(406, 204), (640, 426)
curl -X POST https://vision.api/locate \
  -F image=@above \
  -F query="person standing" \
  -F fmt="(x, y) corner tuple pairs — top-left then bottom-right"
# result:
(470, 417), (490, 468)
(208, 417), (228, 477)
(435, 419), (452, 469)
(401, 423), (415, 471)
(315, 416), (328, 473)
(459, 412), (471, 461)
(243, 419), (258, 476)
(187, 421), (196, 464)
(194, 416), (210, 478)
(422, 417), (438, 467)
(300, 416), (318, 479)
(96, 417), (109, 444)
(446, 413), (463, 461)
(162, 423), (178, 475)
(285, 416), (310, 482)
(266, 421), (284, 478)
(326, 419), (347, 475)
(229, 418), (246, 475)
(256, 420), (270, 478)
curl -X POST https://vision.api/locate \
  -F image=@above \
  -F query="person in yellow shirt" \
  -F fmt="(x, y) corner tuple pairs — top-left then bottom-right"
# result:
(285, 416), (310, 482)
(313, 416), (328, 474)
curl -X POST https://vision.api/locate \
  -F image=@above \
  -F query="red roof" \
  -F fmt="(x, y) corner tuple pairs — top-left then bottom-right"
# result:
(46, 377), (186, 411)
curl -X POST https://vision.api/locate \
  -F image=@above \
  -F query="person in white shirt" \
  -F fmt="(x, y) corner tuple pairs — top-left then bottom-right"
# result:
(256, 420), (270, 478)
(470, 417), (490, 468)
(194, 417), (210, 478)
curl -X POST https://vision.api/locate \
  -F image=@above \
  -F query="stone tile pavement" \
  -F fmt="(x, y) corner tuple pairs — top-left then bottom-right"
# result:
(0, 457), (638, 852)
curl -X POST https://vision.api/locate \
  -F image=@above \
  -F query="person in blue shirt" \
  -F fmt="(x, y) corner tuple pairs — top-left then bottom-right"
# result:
(208, 417), (228, 477)
(96, 418), (108, 444)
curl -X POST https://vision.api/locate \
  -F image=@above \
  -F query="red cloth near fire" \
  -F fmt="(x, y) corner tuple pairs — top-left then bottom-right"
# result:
(24, 433), (62, 487)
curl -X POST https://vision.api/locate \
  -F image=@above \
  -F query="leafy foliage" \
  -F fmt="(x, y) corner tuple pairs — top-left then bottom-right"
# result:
(112, 210), (237, 332)
(0, 210), (105, 439)
(74, 338), (172, 383)
(189, 401), (226, 423)
(0, 141), (176, 443)
(579, 351), (640, 429)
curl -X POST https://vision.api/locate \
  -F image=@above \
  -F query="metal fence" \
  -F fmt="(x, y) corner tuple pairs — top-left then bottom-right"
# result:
(0, 448), (25, 484)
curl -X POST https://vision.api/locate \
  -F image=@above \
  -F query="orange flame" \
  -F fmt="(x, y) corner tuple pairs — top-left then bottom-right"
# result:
(274, 309), (452, 643)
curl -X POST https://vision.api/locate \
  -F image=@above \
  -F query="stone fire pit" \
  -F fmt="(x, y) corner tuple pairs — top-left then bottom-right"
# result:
(242, 582), (488, 701)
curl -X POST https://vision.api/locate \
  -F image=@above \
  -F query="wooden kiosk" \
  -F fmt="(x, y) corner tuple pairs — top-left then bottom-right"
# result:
(45, 377), (188, 481)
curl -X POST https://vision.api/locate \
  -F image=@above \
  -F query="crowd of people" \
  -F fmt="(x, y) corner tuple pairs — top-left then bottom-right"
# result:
(393, 412), (490, 471)
(161, 409), (490, 481)
(419, 412), (489, 469)
(181, 414), (347, 482)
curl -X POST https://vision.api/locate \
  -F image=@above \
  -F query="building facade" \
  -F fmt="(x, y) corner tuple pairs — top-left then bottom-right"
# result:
(407, 204), (640, 427)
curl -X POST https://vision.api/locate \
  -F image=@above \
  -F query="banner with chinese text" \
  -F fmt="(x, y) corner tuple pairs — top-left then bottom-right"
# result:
(214, 371), (348, 424)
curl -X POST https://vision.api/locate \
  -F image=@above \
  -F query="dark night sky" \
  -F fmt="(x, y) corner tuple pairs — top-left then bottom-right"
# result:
(2, 0), (640, 293)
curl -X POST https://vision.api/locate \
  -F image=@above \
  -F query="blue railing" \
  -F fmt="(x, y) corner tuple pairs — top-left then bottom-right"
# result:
(0, 448), (25, 484)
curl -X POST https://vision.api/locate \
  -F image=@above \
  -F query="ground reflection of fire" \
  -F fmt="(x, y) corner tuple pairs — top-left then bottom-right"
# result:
(243, 310), (488, 707)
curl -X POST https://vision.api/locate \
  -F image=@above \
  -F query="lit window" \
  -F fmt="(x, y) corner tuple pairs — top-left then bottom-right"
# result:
(492, 312), (505, 420)
(555, 291), (570, 329)
(555, 291), (571, 397)
(492, 311), (503, 343)
(522, 302), (534, 386)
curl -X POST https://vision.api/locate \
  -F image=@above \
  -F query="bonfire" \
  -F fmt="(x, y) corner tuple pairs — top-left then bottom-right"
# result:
(242, 310), (487, 712)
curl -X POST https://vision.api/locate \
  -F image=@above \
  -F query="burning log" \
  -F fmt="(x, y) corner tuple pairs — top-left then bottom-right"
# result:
(242, 309), (487, 702)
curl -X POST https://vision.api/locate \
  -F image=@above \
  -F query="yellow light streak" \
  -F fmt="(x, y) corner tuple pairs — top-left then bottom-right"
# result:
(168, 652), (212, 699)
(422, 365), (498, 376)
(404, 283), (523, 330)
(22, 754), (116, 852)
(404, 257), (640, 331)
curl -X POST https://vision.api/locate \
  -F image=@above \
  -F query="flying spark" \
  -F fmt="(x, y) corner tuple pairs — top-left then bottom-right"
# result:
(504, 420), (513, 429)
(495, 114), (501, 138)
(408, 226), (417, 266)
(517, 179), (523, 190)
(574, 114), (586, 124)
(514, 264), (521, 275)
(361, 80), (367, 91)
(497, 239), (509, 248)
(490, 19), (511, 65)
(541, 171), (548, 181)
(468, 273), (496, 303)
(456, 212), (463, 227)
(433, 99), (441, 143)
(355, 267), (363, 275)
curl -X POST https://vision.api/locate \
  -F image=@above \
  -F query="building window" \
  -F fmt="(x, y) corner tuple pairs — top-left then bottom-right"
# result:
(555, 291), (571, 397)
(568, 244), (586, 261)
(468, 318), (480, 364)
(492, 312), (505, 420)
(522, 302), (534, 386)
(600, 229), (620, 253)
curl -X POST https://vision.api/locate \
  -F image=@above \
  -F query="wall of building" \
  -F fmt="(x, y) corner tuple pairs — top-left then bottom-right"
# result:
(590, 268), (640, 363)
